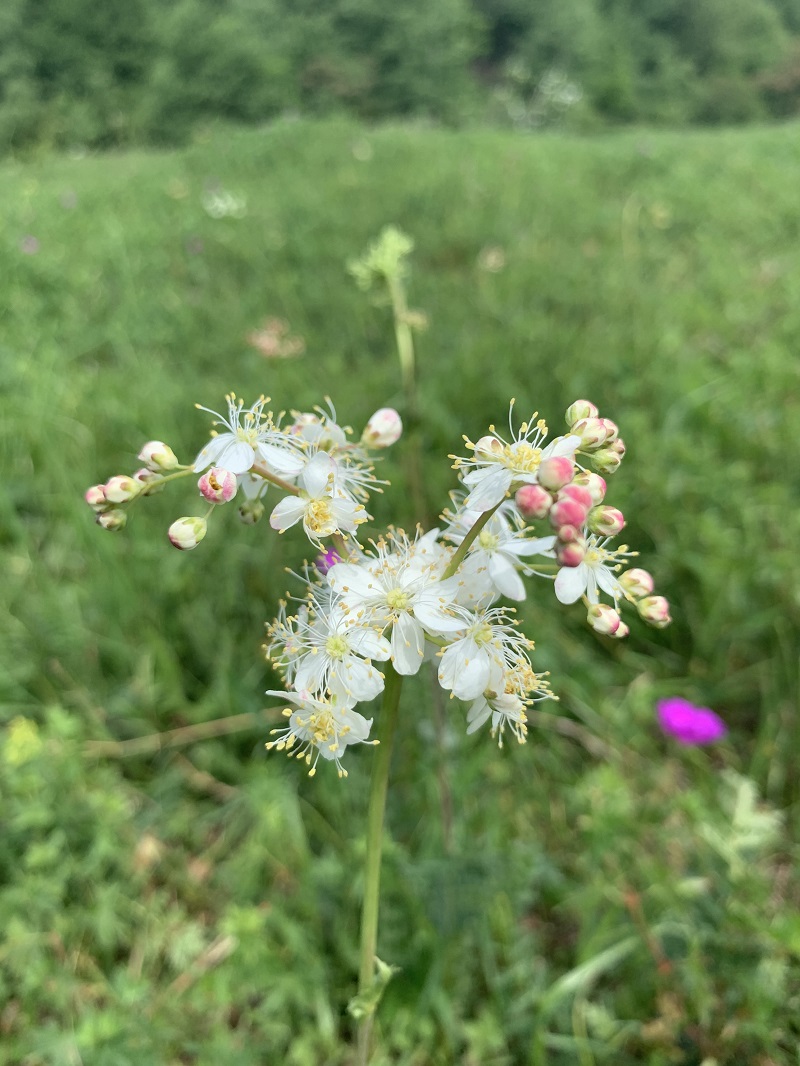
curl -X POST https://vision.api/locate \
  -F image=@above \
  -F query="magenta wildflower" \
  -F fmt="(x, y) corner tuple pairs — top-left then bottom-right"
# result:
(315, 547), (341, 576)
(656, 697), (727, 746)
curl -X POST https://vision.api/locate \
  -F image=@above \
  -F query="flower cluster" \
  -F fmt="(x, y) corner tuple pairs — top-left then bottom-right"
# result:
(86, 394), (671, 776)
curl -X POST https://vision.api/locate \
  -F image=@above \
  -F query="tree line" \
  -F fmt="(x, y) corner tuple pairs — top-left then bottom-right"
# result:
(2, 0), (799, 151)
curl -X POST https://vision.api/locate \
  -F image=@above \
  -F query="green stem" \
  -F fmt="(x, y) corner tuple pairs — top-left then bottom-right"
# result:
(356, 663), (403, 1065)
(249, 462), (300, 496)
(442, 503), (501, 579)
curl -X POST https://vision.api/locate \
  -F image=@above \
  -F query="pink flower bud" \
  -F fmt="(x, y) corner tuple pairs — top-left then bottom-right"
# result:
(85, 484), (107, 510)
(587, 603), (621, 636)
(537, 456), (575, 492)
(607, 438), (626, 457)
(556, 524), (581, 543)
(238, 499), (265, 525)
(361, 407), (403, 448)
(592, 448), (622, 476)
(138, 440), (179, 472)
(96, 509), (127, 531)
(473, 434), (503, 458)
(565, 399), (598, 427)
(515, 484), (552, 520)
(557, 484), (594, 510)
(198, 467), (238, 504)
(571, 417), (608, 450)
(104, 475), (139, 503)
(598, 418), (619, 443)
(556, 537), (586, 567)
(588, 505), (626, 536)
(573, 470), (606, 504)
(619, 568), (654, 598)
(315, 547), (342, 575)
(614, 621), (630, 639)
(168, 516), (207, 550)
(637, 595), (671, 628)
(550, 497), (589, 530)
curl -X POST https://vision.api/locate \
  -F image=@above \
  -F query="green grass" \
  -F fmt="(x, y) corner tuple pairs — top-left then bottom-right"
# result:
(1, 118), (799, 1064)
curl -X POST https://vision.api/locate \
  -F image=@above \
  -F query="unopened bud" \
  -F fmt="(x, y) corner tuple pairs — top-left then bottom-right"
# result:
(592, 447), (622, 476)
(571, 417), (608, 450)
(238, 499), (265, 525)
(587, 603), (622, 636)
(607, 438), (626, 457)
(362, 407), (403, 448)
(168, 516), (207, 550)
(557, 524), (581, 543)
(515, 484), (552, 520)
(85, 484), (107, 510)
(556, 537), (586, 568)
(315, 547), (341, 575)
(614, 621), (630, 639)
(537, 456), (575, 492)
(473, 434), (502, 458)
(104, 475), (140, 503)
(557, 484), (594, 510)
(619, 568), (654, 598)
(550, 497), (589, 530)
(96, 509), (127, 532)
(138, 440), (179, 472)
(588, 505), (626, 536)
(198, 467), (238, 504)
(598, 418), (619, 443)
(565, 400), (598, 427)
(637, 595), (671, 628)
(573, 470), (607, 504)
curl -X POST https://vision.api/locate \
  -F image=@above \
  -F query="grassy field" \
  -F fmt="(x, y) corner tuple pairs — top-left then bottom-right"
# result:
(1, 118), (799, 1064)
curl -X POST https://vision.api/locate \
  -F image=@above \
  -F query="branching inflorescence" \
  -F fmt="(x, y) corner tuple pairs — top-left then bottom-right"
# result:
(86, 395), (671, 776)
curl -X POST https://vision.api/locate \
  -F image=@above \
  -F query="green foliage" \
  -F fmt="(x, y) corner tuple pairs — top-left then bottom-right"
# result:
(1, 120), (800, 1060)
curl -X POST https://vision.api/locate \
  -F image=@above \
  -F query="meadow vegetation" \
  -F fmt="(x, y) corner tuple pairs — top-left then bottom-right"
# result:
(1, 118), (800, 1063)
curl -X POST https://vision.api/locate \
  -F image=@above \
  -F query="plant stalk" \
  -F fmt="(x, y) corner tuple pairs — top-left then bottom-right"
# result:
(356, 663), (403, 1065)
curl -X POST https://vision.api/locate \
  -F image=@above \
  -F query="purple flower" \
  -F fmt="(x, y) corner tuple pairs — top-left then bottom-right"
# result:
(656, 697), (727, 746)
(315, 547), (341, 576)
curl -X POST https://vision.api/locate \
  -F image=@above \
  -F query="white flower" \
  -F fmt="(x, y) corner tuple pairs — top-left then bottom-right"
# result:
(467, 691), (528, 746)
(437, 608), (534, 701)
(443, 501), (556, 602)
(194, 394), (276, 475)
(554, 533), (636, 606)
(268, 600), (391, 703)
(265, 689), (374, 778)
(269, 453), (367, 544)
(453, 403), (580, 512)
(328, 530), (463, 675)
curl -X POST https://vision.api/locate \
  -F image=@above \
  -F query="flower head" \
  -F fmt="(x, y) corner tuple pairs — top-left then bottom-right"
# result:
(657, 698), (727, 746)
(194, 394), (275, 475)
(265, 688), (374, 777)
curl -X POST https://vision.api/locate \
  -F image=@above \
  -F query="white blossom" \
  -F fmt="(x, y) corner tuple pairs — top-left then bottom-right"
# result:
(269, 453), (367, 544)
(265, 689), (374, 777)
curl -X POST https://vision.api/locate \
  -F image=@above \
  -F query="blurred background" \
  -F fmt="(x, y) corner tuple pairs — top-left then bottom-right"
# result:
(1, 2), (800, 1064)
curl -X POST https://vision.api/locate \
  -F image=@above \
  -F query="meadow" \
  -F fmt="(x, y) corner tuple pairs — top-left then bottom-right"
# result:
(1, 118), (799, 1064)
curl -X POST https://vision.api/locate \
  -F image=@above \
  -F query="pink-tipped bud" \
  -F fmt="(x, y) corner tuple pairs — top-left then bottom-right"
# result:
(573, 470), (607, 505)
(592, 447), (622, 476)
(557, 484), (594, 510)
(587, 603), (622, 636)
(556, 523), (581, 544)
(637, 595), (671, 628)
(598, 418), (619, 443)
(238, 499), (265, 525)
(588, 505), (626, 536)
(96, 509), (127, 531)
(515, 484), (552, 520)
(473, 434), (503, 458)
(138, 440), (179, 472)
(198, 467), (238, 504)
(619, 568), (654, 598)
(571, 417), (608, 450)
(565, 400), (598, 427)
(85, 484), (107, 510)
(315, 547), (342, 575)
(550, 497), (589, 530)
(104, 475), (139, 503)
(168, 516), (207, 550)
(537, 456), (576, 492)
(613, 621), (630, 639)
(556, 538), (586, 568)
(362, 407), (403, 448)
(607, 438), (626, 457)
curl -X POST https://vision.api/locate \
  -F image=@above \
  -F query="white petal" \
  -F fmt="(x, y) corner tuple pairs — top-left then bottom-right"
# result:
(215, 440), (257, 476)
(488, 554), (526, 601)
(302, 453), (337, 498)
(269, 495), (306, 532)
(348, 627), (392, 660)
(451, 650), (492, 701)
(341, 659), (384, 702)
(504, 535), (557, 558)
(413, 597), (466, 635)
(554, 564), (588, 605)
(256, 441), (306, 479)
(542, 434), (581, 459)
(328, 563), (379, 600)
(391, 613), (425, 675)
(595, 564), (621, 600)
(295, 653), (328, 694)
(194, 434), (236, 472)
(464, 468), (513, 512)
(466, 697), (492, 734)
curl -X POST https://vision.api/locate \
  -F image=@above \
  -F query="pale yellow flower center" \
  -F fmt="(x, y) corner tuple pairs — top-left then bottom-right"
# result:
(506, 442), (542, 471)
(386, 587), (410, 611)
(306, 498), (334, 533)
(325, 635), (349, 660)
(478, 530), (499, 551)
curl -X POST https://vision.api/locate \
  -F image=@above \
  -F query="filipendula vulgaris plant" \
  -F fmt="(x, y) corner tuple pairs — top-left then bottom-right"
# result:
(85, 227), (671, 1064)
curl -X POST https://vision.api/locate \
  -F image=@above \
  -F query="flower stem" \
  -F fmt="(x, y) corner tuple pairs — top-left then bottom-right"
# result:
(356, 663), (403, 1065)
(442, 503), (502, 579)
